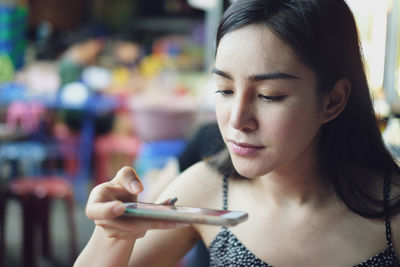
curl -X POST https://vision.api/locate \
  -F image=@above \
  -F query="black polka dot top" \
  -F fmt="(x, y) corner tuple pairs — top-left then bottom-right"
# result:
(208, 176), (400, 267)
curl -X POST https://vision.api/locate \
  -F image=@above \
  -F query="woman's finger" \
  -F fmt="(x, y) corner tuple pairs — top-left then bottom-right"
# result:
(112, 167), (143, 195)
(100, 225), (147, 240)
(86, 200), (126, 220)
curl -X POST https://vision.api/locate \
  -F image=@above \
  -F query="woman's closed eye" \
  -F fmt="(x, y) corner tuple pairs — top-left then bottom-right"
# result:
(215, 89), (286, 102)
(258, 94), (286, 102)
(215, 89), (234, 96)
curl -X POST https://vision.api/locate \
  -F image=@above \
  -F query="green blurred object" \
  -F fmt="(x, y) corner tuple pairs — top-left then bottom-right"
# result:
(0, 5), (28, 69)
(59, 59), (84, 86)
(0, 53), (14, 82)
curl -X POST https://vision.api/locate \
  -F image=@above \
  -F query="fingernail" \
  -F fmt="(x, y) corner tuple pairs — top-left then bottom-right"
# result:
(130, 180), (142, 193)
(169, 197), (178, 206)
(127, 168), (143, 193)
(112, 204), (125, 214)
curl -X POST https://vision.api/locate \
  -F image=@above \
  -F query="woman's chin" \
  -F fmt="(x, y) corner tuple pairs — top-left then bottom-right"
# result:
(233, 163), (271, 179)
(229, 151), (276, 178)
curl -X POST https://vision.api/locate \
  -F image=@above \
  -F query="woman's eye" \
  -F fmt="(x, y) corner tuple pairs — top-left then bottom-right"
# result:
(258, 94), (286, 102)
(215, 89), (234, 96)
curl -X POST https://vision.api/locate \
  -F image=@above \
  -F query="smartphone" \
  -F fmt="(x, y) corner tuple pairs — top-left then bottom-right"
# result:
(123, 202), (248, 226)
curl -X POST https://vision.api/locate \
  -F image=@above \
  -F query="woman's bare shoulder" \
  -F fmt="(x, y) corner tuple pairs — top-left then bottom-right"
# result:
(155, 161), (225, 209)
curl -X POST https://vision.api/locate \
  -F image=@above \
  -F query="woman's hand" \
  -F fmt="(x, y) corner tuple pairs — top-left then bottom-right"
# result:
(85, 166), (185, 240)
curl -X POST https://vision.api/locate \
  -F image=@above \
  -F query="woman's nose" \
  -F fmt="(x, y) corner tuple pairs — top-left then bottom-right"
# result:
(229, 95), (258, 132)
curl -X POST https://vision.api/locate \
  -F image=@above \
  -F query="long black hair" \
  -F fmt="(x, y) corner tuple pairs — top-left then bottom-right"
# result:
(210, 0), (400, 219)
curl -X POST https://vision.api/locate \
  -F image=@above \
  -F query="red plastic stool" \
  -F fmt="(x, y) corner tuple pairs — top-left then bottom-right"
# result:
(0, 176), (77, 267)
(94, 133), (141, 185)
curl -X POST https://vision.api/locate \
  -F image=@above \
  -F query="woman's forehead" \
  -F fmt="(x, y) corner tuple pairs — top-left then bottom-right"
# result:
(215, 25), (310, 80)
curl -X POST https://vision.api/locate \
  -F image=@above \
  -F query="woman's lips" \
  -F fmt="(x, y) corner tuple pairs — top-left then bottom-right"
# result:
(228, 141), (264, 156)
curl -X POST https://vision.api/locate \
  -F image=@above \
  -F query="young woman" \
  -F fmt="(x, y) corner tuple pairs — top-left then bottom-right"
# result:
(74, 0), (400, 266)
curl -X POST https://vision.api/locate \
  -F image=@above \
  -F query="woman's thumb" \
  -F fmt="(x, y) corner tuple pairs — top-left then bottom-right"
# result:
(114, 166), (143, 195)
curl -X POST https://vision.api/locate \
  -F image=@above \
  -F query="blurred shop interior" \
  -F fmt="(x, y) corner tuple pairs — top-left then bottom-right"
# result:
(0, 0), (400, 266)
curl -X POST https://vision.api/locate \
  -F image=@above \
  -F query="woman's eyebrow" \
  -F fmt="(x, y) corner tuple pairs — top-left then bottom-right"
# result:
(211, 68), (233, 80)
(248, 72), (300, 81)
(211, 67), (300, 81)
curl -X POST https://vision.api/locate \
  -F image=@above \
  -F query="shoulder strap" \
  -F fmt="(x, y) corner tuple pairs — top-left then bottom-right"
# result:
(383, 178), (394, 249)
(223, 175), (229, 211)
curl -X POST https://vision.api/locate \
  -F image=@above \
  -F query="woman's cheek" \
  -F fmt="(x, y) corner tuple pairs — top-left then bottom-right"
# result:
(267, 111), (304, 143)
(215, 103), (229, 136)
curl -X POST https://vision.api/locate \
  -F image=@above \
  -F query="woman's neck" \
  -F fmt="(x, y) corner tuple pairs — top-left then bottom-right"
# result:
(254, 144), (334, 208)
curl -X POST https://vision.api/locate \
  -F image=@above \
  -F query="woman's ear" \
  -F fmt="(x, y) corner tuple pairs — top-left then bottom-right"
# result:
(321, 78), (351, 123)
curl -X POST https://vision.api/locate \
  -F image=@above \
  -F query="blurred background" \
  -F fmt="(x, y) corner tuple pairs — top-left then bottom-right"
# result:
(0, 0), (399, 266)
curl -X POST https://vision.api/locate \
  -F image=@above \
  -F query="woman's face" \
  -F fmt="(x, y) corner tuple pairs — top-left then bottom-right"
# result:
(214, 25), (325, 178)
